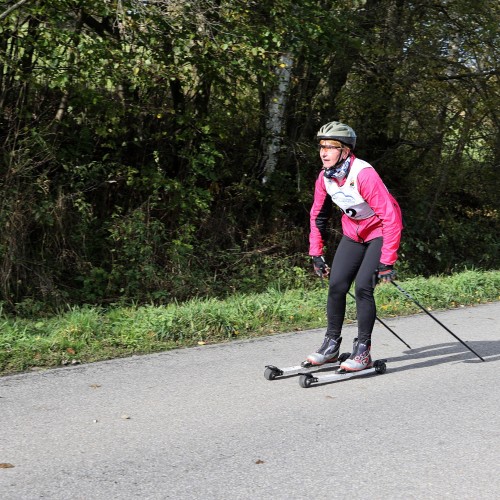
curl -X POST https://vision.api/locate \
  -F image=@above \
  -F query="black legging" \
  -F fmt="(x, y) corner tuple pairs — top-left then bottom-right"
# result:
(326, 236), (383, 344)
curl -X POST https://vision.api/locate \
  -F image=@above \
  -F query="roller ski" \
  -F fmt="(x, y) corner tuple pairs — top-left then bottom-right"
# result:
(264, 335), (350, 381)
(298, 339), (387, 388)
(264, 354), (351, 381)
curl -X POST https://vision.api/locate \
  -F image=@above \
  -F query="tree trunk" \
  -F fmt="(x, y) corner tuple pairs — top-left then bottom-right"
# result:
(260, 52), (293, 183)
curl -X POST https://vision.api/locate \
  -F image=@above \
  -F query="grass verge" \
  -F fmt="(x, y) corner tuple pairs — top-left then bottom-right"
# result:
(1, 269), (498, 375)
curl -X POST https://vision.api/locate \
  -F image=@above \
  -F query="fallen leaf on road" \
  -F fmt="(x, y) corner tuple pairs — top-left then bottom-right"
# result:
(255, 459), (265, 464)
(90, 384), (101, 389)
(0, 463), (14, 468)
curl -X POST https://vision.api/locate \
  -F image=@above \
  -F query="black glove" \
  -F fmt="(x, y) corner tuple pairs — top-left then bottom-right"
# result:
(312, 256), (330, 278)
(376, 263), (396, 284)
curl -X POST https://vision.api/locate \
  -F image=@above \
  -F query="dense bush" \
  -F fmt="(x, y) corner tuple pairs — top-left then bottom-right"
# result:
(0, 0), (498, 314)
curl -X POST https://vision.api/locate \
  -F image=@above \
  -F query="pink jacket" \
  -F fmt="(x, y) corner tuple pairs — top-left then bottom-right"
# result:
(309, 156), (403, 265)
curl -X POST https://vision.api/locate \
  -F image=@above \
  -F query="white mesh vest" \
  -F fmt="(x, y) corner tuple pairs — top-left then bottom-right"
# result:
(324, 159), (376, 220)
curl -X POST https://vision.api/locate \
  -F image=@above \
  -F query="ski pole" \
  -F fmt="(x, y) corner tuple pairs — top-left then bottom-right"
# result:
(347, 291), (412, 349)
(391, 281), (485, 362)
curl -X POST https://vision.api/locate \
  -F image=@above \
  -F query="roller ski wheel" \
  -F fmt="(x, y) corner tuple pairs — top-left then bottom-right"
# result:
(264, 365), (282, 380)
(299, 373), (317, 388)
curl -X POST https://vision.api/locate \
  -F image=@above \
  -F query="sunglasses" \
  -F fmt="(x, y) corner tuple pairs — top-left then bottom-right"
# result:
(318, 145), (343, 152)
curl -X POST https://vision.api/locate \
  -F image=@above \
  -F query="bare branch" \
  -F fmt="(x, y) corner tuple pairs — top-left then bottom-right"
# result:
(435, 69), (498, 81)
(0, 0), (29, 22)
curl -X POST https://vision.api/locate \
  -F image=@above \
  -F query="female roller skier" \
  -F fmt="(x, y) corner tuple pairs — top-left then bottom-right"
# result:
(307, 121), (403, 371)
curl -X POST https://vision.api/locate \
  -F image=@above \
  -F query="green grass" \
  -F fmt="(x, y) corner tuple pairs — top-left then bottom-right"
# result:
(1, 269), (498, 375)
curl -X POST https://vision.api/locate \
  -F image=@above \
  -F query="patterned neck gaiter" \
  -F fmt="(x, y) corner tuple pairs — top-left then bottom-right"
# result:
(324, 156), (351, 180)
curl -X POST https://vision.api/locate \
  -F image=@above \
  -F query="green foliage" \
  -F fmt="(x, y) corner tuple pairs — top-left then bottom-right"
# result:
(0, 269), (498, 375)
(0, 0), (498, 310)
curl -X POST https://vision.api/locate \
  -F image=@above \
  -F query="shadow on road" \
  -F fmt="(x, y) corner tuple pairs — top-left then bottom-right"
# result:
(295, 341), (499, 388)
(385, 340), (500, 374)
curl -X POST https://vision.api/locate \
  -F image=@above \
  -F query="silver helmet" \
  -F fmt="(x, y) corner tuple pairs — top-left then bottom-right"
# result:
(317, 121), (356, 149)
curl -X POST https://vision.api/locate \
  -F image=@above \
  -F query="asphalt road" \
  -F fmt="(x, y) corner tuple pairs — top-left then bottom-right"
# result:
(1, 302), (499, 499)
